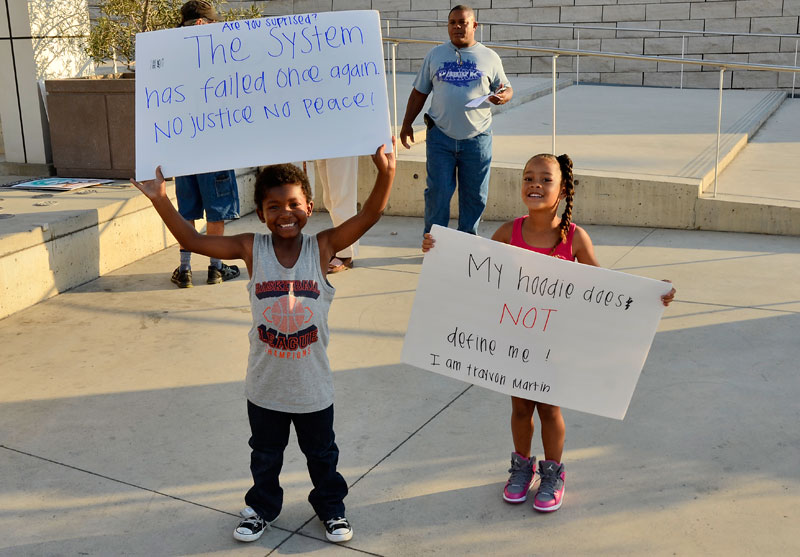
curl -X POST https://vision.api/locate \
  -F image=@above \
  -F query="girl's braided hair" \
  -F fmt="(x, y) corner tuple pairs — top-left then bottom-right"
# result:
(529, 153), (576, 255)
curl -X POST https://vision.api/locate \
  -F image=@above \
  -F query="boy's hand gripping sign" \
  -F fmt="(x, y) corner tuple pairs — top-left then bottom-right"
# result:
(402, 226), (673, 420)
(134, 10), (392, 180)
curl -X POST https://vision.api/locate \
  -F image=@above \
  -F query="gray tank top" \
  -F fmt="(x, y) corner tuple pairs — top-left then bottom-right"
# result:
(245, 233), (335, 413)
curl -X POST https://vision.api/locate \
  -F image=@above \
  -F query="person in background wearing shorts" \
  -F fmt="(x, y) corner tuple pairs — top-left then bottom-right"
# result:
(171, 1), (242, 288)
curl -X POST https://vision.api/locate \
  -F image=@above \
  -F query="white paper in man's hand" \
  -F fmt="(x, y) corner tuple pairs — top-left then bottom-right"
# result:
(465, 94), (492, 108)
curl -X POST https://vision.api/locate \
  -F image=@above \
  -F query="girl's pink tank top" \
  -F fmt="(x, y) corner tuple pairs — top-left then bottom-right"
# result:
(510, 217), (576, 261)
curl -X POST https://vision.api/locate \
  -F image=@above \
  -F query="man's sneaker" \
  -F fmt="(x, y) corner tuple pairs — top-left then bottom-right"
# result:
(533, 460), (565, 512)
(207, 263), (240, 284)
(171, 267), (192, 288)
(233, 511), (277, 542)
(323, 516), (353, 543)
(503, 452), (536, 503)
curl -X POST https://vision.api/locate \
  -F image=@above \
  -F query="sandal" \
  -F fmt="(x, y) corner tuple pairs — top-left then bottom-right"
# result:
(328, 257), (353, 274)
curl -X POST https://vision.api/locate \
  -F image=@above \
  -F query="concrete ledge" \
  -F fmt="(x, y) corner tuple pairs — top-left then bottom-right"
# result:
(353, 155), (797, 235)
(0, 169), (258, 320)
(356, 156), (700, 227)
(695, 196), (800, 236)
(0, 203), (178, 319)
(568, 171), (701, 229)
(0, 160), (55, 177)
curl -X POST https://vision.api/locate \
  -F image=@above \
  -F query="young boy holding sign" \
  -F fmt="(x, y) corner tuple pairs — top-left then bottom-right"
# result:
(423, 153), (675, 512)
(131, 139), (395, 543)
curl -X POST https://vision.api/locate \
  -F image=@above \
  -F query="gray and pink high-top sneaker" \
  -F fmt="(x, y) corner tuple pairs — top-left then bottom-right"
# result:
(533, 460), (565, 512)
(503, 452), (536, 503)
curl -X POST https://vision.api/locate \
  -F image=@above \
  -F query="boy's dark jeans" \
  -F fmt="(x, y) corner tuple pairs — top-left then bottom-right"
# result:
(244, 401), (348, 522)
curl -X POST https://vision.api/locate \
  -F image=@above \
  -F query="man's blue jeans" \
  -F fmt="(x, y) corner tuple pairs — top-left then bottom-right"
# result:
(424, 125), (493, 235)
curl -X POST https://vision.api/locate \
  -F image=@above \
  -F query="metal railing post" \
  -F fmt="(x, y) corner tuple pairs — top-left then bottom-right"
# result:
(392, 43), (398, 139)
(680, 35), (685, 90)
(713, 68), (725, 198)
(552, 55), (558, 154)
(793, 39), (798, 98)
(576, 29), (580, 86)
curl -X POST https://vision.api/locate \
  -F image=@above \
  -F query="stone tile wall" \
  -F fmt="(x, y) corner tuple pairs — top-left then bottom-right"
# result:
(217, 1), (800, 88)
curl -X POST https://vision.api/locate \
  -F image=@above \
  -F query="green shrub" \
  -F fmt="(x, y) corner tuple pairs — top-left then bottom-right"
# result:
(86, 0), (262, 67)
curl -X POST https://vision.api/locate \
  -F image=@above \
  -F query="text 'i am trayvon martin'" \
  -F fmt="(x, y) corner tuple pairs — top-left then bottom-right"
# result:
(143, 13), (382, 143)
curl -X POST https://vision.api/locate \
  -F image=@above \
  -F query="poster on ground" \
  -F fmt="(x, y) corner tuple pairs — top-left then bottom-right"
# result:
(134, 10), (392, 180)
(8, 178), (112, 191)
(401, 225), (673, 420)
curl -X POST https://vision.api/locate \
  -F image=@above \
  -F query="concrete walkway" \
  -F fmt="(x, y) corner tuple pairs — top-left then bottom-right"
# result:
(1, 212), (799, 555)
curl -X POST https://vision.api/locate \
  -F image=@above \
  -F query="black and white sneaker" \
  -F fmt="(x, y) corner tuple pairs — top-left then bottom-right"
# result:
(323, 516), (353, 543)
(233, 512), (274, 542)
(207, 263), (240, 284)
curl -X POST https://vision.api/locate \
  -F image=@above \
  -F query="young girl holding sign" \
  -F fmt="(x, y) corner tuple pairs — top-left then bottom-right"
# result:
(422, 153), (675, 512)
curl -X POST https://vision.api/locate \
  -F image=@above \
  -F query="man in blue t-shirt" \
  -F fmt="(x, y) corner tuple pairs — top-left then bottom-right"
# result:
(400, 4), (512, 235)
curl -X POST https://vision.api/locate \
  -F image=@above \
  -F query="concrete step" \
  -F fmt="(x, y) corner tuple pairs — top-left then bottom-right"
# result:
(0, 169), (258, 320)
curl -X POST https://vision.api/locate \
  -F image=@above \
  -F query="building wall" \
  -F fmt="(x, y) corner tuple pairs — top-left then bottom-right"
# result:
(1, 0), (92, 165)
(29, 0), (94, 80)
(225, 0), (800, 89)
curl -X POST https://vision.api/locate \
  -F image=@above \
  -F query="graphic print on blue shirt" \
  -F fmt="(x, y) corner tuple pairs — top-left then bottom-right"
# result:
(255, 280), (320, 358)
(435, 60), (484, 87)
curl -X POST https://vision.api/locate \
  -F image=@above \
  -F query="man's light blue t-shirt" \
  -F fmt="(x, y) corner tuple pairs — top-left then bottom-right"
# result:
(413, 42), (510, 140)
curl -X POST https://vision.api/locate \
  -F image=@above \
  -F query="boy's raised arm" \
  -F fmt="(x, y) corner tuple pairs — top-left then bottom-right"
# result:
(131, 166), (254, 273)
(317, 139), (397, 261)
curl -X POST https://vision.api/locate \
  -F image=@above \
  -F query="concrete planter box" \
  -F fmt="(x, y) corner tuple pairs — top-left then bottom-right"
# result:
(45, 73), (135, 179)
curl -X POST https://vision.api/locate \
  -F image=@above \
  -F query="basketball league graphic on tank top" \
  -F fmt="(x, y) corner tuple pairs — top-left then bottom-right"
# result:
(255, 279), (321, 359)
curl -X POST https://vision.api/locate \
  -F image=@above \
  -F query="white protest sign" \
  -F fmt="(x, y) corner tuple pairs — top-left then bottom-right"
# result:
(402, 225), (672, 420)
(134, 10), (392, 180)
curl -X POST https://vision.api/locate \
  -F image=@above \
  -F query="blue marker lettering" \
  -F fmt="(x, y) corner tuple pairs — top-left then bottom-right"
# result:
(230, 37), (249, 62)
(185, 34), (212, 68)
(267, 27), (284, 57)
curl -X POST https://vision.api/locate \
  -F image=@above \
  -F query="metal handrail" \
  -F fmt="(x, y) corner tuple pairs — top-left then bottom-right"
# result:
(382, 17), (800, 39)
(386, 37), (800, 73)
(382, 36), (800, 197)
